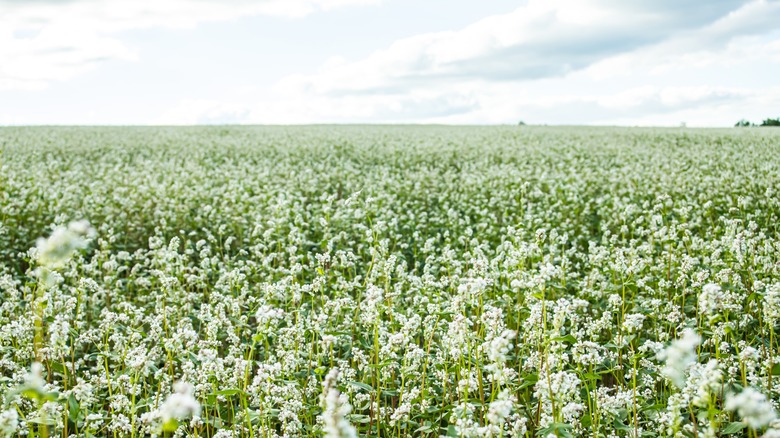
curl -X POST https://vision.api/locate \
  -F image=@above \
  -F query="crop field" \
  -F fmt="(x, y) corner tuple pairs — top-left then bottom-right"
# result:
(2, 125), (780, 437)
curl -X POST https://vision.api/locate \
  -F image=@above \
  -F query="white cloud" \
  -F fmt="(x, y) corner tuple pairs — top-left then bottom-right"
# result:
(152, 0), (777, 126)
(584, 0), (780, 79)
(4, 0), (778, 126)
(0, 0), (380, 91)
(278, 0), (754, 96)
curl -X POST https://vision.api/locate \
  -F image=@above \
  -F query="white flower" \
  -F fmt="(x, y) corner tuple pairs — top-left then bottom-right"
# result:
(255, 305), (284, 325)
(486, 390), (514, 429)
(320, 369), (357, 438)
(725, 387), (777, 429)
(764, 283), (780, 323)
(0, 408), (19, 437)
(533, 370), (580, 426)
(24, 362), (47, 392)
(35, 220), (95, 269)
(622, 313), (646, 333)
(686, 360), (722, 407)
(487, 330), (516, 364)
(159, 381), (201, 423)
(484, 330), (516, 385)
(762, 429), (780, 438)
(573, 341), (606, 366)
(698, 283), (725, 319)
(657, 329), (700, 388)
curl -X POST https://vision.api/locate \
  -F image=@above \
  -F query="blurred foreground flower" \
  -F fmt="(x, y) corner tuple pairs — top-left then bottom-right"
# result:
(0, 408), (19, 437)
(657, 329), (700, 388)
(160, 381), (201, 427)
(725, 387), (777, 430)
(35, 220), (95, 269)
(320, 369), (357, 438)
(763, 428), (780, 438)
(8, 362), (58, 437)
(12, 362), (57, 402)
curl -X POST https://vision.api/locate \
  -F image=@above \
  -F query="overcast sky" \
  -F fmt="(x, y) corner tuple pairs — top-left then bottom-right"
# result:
(1, 0), (778, 126)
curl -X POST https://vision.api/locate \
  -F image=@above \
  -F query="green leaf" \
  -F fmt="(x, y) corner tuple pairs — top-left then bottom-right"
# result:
(537, 422), (574, 438)
(213, 388), (247, 397)
(27, 416), (58, 426)
(446, 425), (458, 437)
(349, 414), (371, 424)
(551, 334), (577, 344)
(381, 389), (399, 398)
(347, 381), (374, 393)
(581, 414), (592, 428)
(68, 394), (81, 421)
(415, 421), (433, 433)
(50, 361), (66, 375)
(613, 418), (631, 432)
(721, 422), (746, 434)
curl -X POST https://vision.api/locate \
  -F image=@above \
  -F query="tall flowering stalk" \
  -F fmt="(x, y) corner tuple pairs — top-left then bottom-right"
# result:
(320, 369), (357, 438)
(31, 220), (94, 360)
(657, 329), (701, 389)
(25, 221), (93, 438)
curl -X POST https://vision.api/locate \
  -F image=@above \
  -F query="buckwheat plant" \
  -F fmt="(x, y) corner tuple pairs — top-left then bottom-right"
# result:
(320, 369), (356, 438)
(1, 126), (780, 436)
(725, 387), (777, 431)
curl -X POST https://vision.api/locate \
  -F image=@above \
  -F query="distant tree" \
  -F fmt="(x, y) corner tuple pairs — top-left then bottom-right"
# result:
(735, 119), (753, 127)
(517, 120), (526, 126)
(760, 117), (780, 127)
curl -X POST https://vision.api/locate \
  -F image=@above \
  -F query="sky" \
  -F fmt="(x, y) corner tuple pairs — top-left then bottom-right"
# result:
(0, 0), (779, 126)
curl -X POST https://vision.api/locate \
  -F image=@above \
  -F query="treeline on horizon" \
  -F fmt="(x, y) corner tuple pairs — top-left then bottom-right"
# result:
(735, 117), (780, 127)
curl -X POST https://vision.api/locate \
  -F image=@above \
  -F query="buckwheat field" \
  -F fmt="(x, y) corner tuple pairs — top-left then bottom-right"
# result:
(2, 125), (780, 438)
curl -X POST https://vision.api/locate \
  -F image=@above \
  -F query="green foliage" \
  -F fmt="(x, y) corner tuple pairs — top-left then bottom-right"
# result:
(0, 126), (780, 437)
(761, 117), (780, 126)
(735, 117), (780, 127)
